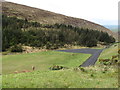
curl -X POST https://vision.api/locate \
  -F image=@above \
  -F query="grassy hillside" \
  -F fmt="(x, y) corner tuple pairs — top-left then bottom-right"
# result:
(3, 51), (91, 74)
(99, 43), (118, 59)
(2, 1), (116, 38)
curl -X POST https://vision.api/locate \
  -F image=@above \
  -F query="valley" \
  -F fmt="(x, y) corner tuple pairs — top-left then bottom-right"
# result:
(1, 1), (119, 88)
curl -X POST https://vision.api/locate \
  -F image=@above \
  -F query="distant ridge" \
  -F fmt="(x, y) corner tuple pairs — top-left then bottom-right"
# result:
(2, 1), (117, 38)
(104, 25), (118, 30)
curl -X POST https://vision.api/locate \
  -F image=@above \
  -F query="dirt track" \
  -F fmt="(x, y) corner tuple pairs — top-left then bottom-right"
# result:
(57, 48), (103, 67)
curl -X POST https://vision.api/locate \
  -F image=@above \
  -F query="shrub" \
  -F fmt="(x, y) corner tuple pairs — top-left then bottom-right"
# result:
(118, 49), (120, 54)
(99, 59), (110, 62)
(79, 67), (87, 72)
(10, 45), (23, 52)
(99, 55), (119, 66)
(49, 65), (67, 70)
(90, 74), (94, 77)
(2, 51), (10, 55)
(46, 42), (53, 50)
(99, 59), (111, 65)
(112, 55), (118, 60)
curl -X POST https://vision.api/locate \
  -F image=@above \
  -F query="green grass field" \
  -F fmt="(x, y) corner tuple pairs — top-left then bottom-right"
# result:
(3, 51), (91, 74)
(2, 44), (119, 88)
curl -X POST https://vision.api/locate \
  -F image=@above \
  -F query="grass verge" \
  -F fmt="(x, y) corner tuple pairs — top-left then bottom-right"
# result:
(98, 43), (118, 59)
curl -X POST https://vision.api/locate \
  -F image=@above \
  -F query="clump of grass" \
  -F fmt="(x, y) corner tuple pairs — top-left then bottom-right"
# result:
(73, 67), (80, 71)
(102, 67), (108, 73)
(79, 67), (87, 73)
(90, 74), (94, 77)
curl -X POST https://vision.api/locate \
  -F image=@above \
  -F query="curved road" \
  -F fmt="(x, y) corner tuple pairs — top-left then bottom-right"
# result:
(57, 48), (104, 67)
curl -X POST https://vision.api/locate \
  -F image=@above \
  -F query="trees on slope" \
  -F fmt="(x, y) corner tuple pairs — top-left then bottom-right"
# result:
(2, 15), (116, 51)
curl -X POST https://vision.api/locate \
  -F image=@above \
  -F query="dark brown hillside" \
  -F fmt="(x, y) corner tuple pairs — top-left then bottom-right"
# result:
(2, 1), (117, 38)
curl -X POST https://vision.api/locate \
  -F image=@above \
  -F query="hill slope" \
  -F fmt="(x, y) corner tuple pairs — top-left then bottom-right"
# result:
(2, 1), (116, 37)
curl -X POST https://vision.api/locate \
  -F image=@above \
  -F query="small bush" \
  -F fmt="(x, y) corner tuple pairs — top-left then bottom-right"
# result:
(99, 59), (112, 65)
(103, 61), (111, 65)
(112, 55), (118, 60)
(90, 74), (94, 77)
(49, 65), (64, 70)
(10, 45), (23, 52)
(99, 59), (110, 62)
(79, 67), (87, 72)
(99, 54), (119, 66)
(2, 51), (10, 55)
(73, 67), (80, 71)
(118, 49), (120, 54)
